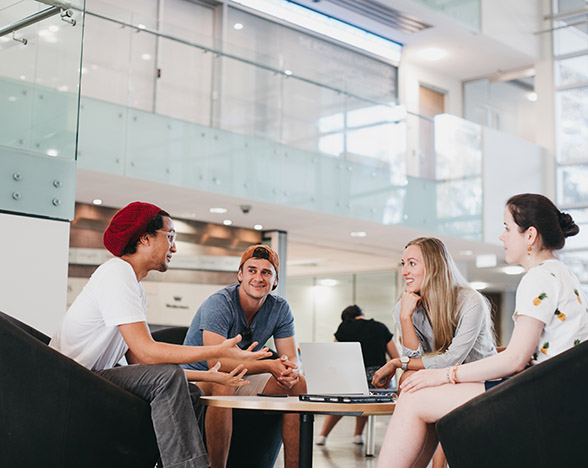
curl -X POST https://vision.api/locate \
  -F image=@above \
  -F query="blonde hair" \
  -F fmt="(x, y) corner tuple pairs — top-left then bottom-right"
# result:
(405, 237), (488, 354)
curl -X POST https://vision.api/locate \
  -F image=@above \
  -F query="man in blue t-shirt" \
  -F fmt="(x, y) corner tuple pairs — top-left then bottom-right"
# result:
(183, 245), (306, 468)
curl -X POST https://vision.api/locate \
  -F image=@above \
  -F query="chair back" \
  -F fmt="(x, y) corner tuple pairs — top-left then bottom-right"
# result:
(0, 310), (51, 344)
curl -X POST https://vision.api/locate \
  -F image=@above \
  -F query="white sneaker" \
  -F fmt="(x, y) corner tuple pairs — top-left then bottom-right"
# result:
(316, 435), (327, 446)
(352, 435), (364, 445)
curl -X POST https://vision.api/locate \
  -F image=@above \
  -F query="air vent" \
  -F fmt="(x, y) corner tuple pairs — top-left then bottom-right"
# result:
(303, 0), (432, 34)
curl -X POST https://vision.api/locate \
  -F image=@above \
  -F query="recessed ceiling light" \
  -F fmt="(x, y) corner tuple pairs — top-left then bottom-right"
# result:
(284, 69), (292, 76)
(46, 149), (59, 157)
(209, 207), (228, 214)
(475, 254), (497, 268)
(234, 23), (243, 30)
(527, 92), (538, 102)
(350, 231), (367, 237)
(8, 96), (16, 102)
(503, 266), (525, 275)
(470, 281), (488, 290)
(319, 279), (339, 287)
(223, 219), (232, 226)
(92, 199), (103, 205)
(141, 53), (152, 61)
(48, 25), (60, 32)
(137, 24), (146, 30)
(460, 250), (474, 256)
(419, 47), (447, 61)
(254, 224), (263, 230)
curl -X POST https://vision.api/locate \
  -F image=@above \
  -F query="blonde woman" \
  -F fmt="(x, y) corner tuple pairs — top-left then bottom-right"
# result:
(376, 194), (588, 468)
(372, 237), (496, 388)
(371, 237), (496, 468)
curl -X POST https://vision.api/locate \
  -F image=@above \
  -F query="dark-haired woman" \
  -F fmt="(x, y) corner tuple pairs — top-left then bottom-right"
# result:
(376, 193), (588, 468)
(315, 305), (399, 446)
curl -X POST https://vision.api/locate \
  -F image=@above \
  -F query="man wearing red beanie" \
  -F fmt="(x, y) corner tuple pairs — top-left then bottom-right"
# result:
(50, 202), (270, 468)
(183, 245), (307, 468)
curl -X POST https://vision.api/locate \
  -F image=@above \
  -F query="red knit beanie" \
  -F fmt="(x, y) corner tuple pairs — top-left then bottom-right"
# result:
(103, 202), (163, 256)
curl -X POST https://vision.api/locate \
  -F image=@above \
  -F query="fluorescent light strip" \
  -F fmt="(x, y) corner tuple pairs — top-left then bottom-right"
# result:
(231, 0), (402, 64)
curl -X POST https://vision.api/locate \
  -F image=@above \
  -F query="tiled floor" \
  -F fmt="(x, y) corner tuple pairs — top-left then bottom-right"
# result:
(274, 414), (393, 468)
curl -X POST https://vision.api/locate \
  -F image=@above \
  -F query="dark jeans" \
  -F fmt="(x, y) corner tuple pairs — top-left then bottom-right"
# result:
(96, 364), (210, 468)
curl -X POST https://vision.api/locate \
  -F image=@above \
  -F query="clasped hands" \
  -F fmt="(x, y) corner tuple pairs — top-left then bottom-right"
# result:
(270, 355), (300, 389)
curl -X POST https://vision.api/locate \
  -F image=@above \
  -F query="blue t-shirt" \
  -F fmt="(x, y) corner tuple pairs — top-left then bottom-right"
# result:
(182, 284), (295, 371)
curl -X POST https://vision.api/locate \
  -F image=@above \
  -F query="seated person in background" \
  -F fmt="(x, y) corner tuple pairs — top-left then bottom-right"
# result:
(50, 202), (269, 468)
(376, 193), (588, 468)
(316, 304), (399, 446)
(372, 237), (497, 468)
(183, 244), (307, 468)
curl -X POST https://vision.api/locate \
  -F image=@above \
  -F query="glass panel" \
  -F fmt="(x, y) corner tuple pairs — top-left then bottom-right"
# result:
(0, 1), (84, 160)
(464, 76), (536, 141)
(557, 164), (588, 205)
(556, 55), (588, 86)
(354, 271), (398, 331)
(555, 86), (588, 163)
(409, 0), (480, 31)
(0, 0), (84, 220)
(155, 0), (215, 125)
(435, 114), (482, 179)
(225, 7), (397, 101)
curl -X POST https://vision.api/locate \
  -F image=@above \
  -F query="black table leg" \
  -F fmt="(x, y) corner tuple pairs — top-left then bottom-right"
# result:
(299, 412), (314, 468)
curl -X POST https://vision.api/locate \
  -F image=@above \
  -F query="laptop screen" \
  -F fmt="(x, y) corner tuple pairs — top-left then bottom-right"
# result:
(299, 342), (370, 395)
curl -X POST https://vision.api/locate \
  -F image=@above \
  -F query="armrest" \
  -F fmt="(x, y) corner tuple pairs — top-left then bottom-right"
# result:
(0, 316), (159, 468)
(436, 340), (588, 468)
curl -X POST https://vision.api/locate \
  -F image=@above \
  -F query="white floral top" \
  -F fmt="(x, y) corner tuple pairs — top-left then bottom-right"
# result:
(514, 259), (588, 364)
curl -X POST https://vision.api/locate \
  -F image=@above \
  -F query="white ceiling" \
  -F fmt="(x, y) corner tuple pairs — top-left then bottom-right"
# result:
(74, 0), (538, 292)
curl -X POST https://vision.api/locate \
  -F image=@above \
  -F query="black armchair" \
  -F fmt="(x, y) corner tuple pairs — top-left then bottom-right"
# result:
(0, 310), (159, 468)
(436, 339), (588, 468)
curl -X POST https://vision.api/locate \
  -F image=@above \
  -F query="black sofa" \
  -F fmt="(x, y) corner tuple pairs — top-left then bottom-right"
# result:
(0, 310), (159, 468)
(0, 311), (282, 468)
(436, 339), (588, 468)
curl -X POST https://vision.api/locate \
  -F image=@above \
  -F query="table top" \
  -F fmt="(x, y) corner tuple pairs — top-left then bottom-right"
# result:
(201, 395), (395, 416)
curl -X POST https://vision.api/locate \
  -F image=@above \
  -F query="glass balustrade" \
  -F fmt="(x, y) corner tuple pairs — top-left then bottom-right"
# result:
(0, 0), (84, 220)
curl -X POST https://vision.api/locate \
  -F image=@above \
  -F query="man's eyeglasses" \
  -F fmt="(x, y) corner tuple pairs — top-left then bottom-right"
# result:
(157, 230), (177, 245)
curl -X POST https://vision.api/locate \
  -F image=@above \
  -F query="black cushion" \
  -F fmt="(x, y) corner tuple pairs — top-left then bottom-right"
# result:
(436, 340), (588, 468)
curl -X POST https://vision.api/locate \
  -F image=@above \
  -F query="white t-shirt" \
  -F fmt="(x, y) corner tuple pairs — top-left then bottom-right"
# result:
(50, 258), (147, 371)
(514, 259), (588, 364)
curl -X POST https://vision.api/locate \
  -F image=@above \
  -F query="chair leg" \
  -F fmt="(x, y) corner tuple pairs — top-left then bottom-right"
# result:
(365, 415), (376, 457)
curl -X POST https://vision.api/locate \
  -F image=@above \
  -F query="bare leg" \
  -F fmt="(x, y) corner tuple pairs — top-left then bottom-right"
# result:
(354, 416), (368, 436)
(432, 445), (448, 468)
(376, 382), (484, 468)
(198, 382), (235, 468)
(262, 376), (307, 468)
(319, 415), (343, 437)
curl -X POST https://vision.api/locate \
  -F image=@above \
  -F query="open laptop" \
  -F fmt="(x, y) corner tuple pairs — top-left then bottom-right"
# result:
(298, 342), (397, 403)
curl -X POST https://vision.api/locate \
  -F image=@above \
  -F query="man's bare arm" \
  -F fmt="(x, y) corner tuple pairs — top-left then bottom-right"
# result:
(120, 321), (270, 365)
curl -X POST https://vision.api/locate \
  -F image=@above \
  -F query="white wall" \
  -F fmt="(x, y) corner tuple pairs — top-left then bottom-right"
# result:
(481, 0), (541, 59)
(482, 127), (544, 245)
(0, 212), (70, 335)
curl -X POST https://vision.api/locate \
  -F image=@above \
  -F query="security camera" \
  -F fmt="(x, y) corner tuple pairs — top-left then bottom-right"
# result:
(240, 204), (252, 214)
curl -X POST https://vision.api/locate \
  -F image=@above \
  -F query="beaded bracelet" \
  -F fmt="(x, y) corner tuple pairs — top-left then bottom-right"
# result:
(446, 367), (452, 384)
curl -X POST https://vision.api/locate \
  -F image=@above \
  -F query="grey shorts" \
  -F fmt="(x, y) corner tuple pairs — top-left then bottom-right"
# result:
(234, 373), (272, 396)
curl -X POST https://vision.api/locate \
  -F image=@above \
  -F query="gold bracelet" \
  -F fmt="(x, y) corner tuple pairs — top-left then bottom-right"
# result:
(451, 364), (461, 384)
(446, 367), (452, 384)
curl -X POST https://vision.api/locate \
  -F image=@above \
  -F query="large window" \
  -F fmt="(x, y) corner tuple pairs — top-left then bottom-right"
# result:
(552, 0), (588, 289)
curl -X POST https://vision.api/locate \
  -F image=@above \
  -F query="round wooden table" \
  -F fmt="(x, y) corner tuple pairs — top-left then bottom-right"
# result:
(201, 395), (396, 467)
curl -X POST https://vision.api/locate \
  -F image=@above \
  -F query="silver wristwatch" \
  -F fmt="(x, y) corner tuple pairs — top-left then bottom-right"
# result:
(400, 355), (410, 371)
